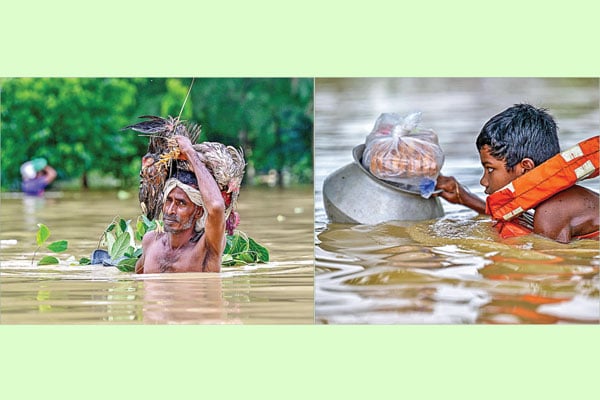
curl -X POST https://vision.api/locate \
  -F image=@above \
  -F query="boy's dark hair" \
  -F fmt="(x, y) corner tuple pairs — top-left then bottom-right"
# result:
(476, 103), (560, 171)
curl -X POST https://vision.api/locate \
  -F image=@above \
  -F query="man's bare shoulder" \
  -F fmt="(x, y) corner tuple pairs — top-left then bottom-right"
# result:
(142, 230), (162, 244)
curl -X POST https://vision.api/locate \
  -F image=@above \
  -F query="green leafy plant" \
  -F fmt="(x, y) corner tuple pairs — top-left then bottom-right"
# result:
(32, 216), (270, 272)
(97, 215), (269, 270)
(98, 216), (149, 272)
(222, 231), (270, 266)
(32, 223), (69, 265)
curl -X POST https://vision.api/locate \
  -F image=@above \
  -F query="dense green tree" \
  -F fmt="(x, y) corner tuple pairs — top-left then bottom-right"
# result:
(1, 78), (313, 190)
(187, 78), (313, 184)
(1, 78), (141, 189)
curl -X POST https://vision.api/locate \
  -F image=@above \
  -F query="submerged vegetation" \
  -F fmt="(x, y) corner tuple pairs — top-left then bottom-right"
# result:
(32, 223), (69, 266)
(33, 217), (270, 272)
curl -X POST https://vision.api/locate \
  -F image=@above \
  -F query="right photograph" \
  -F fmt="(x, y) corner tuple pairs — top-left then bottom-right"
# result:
(314, 78), (599, 324)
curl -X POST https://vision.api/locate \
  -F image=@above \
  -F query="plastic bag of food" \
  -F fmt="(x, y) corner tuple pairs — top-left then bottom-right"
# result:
(362, 112), (444, 198)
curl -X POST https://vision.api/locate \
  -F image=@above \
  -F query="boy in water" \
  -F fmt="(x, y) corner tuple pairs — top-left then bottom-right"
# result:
(436, 103), (599, 243)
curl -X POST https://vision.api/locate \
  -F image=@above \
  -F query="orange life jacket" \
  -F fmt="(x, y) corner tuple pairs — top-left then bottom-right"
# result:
(486, 135), (599, 239)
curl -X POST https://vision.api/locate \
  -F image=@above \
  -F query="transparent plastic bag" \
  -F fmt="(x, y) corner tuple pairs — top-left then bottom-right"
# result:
(362, 112), (444, 198)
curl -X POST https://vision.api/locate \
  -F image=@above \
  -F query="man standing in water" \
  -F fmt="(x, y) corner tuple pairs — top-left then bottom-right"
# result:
(135, 135), (226, 273)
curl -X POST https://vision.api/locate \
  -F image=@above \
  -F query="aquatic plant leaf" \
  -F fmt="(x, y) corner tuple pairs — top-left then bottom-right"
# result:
(36, 224), (50, 246)
(79, 257), (91, 265)
(221, 254), (235, 266)
(135, 219), (146, 241)
(124, 220), (136, 248)
(248, 238), (269, 262)
(226, 233), (249, 254)
(223, 255), (249, 266)
(105, 231), (116, 254)
(124, 246), (141, 259)
(119, 218), (128, 234)
(141, 214), (151, 225)
(239, 252), (256, 263)
(222, 231), (269, 266)
(106, 223), (116, 233)
(38, 256), (59, 265)
(141, 214), (154, 228)
(47, 240), (68, 253)
(116, 258), (136, 273)
(110, 232), (131, 260)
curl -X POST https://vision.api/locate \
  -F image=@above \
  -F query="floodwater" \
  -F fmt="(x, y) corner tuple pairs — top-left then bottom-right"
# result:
(315, 78), (600, 324)
(0, 187), (314, 324)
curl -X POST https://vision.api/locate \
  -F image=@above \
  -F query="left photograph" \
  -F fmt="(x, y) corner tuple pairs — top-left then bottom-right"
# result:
(0, 78), (315, 324)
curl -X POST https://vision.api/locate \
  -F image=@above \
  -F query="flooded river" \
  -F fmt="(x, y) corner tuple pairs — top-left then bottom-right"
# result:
(315, 78), (599, 324)
(0, 187), (314, 324)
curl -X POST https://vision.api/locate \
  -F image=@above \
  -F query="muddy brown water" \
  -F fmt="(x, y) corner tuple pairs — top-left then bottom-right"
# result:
(315, 78), (599, 324)
(0, 187), (314, 324)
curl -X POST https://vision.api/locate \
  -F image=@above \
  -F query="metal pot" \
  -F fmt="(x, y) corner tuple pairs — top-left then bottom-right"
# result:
(322, 144), (444, 224)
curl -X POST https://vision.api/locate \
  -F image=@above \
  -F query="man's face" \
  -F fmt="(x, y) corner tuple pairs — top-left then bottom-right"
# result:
(478, 145), (523, 194)
(163, 187), (201, 233)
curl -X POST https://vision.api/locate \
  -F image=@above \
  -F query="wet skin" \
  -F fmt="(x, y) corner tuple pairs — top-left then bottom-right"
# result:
(478, 145), (533, 194)
(163, 187), (202, 233)
(135, 135), (225, 273)
(436, 145), (599, 243)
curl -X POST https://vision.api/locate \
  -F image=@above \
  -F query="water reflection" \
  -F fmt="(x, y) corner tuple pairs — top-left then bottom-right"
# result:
(315, 78), (600, 324)
(140, 276), (234, 324)
(1, 187), (314, 324)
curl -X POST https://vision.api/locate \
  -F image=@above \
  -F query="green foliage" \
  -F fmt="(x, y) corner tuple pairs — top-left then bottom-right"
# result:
(188, 78), (314, 184)
(116, 258), (138, 273)
(47, 240), (68, 252)
(161, 78), (194, 120)
(100, 216), (144, 272)
(222, 231), (270, 266)
(79, 257), (91, 265)
(32, 223), (69, 266)
(99, 216), (269, 271)
(30, 217), (270, 271)
(1, 78), (142, 189)
(36, 223), (50, 246)
(1, 78), (313, 190)
(38, 256), (60, 265)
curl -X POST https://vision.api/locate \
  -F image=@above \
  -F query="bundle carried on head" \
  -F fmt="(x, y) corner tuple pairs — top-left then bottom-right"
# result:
(361, 112), (445, 198)
(123, 115), (246, 234)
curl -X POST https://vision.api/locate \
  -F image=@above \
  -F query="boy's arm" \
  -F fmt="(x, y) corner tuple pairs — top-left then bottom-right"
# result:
(435, 174), (487, 214)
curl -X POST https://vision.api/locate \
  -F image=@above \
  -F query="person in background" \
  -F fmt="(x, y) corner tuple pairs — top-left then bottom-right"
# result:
(20, 158), (57, 196)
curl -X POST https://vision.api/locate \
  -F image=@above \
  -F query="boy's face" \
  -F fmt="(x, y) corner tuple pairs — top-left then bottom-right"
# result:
(478, 145), (523, 194)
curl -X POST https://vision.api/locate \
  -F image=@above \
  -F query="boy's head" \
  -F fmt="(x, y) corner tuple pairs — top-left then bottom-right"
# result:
(476, 104), (560, 169)
(476, 104), (560, 194)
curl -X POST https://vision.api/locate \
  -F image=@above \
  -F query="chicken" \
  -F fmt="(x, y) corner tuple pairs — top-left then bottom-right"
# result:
(123, 115), (245, 234)
(193, 142), (245, 234)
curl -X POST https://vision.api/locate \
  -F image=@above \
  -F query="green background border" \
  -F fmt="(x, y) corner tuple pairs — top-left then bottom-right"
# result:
(1, 2), (599, 399)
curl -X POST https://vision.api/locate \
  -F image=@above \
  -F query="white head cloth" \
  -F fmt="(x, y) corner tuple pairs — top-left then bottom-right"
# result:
(163, 178), (206, 232)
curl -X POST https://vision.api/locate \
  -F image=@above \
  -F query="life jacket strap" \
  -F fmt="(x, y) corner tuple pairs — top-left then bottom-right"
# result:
(486, 135), (599, 238)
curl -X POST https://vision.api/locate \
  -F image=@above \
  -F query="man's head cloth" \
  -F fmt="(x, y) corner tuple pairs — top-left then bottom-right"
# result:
(163, 177), (206, 232)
